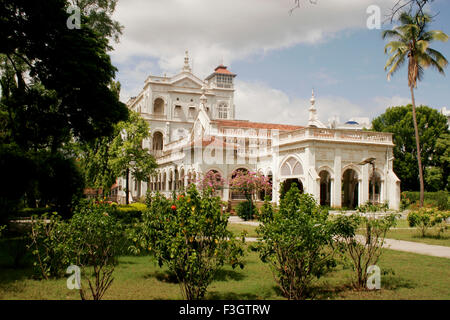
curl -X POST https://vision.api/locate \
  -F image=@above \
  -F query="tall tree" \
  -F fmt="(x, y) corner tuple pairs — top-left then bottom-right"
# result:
(382, 12), (448, 206)
(0, 0), (128, 216)
(68, 0), (123, 43)
(372, 105), (448, 192)
(109, 111), (157, 204)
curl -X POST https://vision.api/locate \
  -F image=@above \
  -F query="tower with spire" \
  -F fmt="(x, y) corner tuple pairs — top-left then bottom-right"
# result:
(307, 89), (326, 128)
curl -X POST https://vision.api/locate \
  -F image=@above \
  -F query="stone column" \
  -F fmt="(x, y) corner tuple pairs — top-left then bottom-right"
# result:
(333, 149), (342, 207)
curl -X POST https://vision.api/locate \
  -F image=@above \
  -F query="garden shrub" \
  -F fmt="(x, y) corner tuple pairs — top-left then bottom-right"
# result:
(29, 212), (72, 279)
(256, 184), (338, 300)
(236, 200), (257, 221)
(333, 213), (397, 289)
(67, 201), (125, 300)
(407, 208), (449, 237)
(110, 202), (146, 224)
(401, 191), (449, 210)
(357, 202), (389, 213)
(436, 191), (448, 211)
(29, 200), (125, 300)
(257, 196), (275, 223)
(131, 186), (245, 300)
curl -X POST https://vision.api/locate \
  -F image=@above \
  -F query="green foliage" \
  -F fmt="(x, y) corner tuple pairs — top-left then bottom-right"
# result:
(67, 200), (125, 300)
(29, 213), (72, 279)
(333, 213), (398, 289)
(407, 208), (449, 237)
(236, 200), (257, 221)
(28, 200), (125, 299)
(436, 191), (448, 211)
(110, 203), (146, 224)
(425, 166), (444, 192)
(68, 0), (124, 43)
(372, 105), (448, 191)
(34, 152), (85, 218)
(131, 185), (245, 300)
(256, 184), (337, 300)
(401, 191), (449, 210)
(258, 195), (275, 224)
(357, 202), (389, 213)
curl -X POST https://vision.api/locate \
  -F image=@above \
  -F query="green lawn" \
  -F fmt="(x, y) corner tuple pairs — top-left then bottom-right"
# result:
(1, 244), (449, 300)
(385, 228), (450, 247)
(227, 224), (259, 238)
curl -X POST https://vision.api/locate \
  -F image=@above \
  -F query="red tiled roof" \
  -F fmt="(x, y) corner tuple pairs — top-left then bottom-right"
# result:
(213, 120), (304, 131)
(214, 65), (235, 75)
(205, 64), (236, 80)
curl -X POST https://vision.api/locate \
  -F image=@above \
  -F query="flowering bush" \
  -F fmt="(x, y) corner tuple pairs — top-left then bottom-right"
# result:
(131, 185), (245, 300)
(408, 208), (449, 237)
(229, 170), (271, 200)
(229, 170), (271, 221)
(198, 170), (225, 193)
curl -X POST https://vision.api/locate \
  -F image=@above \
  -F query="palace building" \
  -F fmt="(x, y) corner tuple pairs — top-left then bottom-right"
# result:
(118, 51), (401, 210)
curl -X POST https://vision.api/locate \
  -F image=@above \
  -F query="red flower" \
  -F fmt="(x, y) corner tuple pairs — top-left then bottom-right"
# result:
(171, 205), (177, 210)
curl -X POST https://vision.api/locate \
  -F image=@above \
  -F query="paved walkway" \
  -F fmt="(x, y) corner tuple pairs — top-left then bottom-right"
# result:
(228, 216), (450, 259)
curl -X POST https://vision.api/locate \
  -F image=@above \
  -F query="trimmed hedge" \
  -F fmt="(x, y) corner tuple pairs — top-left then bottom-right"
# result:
(402, 191), (449, 210)
(110, 203), (146, 224)
(13, 203), (148, 225)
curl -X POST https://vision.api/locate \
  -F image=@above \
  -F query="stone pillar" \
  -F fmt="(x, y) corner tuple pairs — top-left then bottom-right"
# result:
(358, 178), (363, 207)
(330, 178), (335, 207)
(333, 149), (342, 207)
(361, 161), (369, 205)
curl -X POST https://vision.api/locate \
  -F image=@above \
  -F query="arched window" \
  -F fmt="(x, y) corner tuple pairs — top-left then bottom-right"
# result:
(218, 103), (228, 119)
(280, 157), (303, 177)
(152, 132), (163, 151)
(154, 98), (164, 114)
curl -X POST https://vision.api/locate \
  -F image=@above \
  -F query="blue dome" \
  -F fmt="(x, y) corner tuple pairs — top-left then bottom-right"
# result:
(345, 120), (359, 125)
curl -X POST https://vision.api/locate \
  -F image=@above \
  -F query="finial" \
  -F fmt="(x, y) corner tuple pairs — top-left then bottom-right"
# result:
(310, 89), (315, 107)
(183, 50), (191, 72)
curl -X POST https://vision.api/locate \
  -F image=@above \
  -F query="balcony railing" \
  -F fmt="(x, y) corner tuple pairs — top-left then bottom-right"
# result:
(277, 127), (393, 146)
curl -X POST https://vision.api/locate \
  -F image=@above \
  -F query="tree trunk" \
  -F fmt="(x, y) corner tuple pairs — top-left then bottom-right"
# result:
(410, 86), (425, 207)
(125, 168), (130, 205)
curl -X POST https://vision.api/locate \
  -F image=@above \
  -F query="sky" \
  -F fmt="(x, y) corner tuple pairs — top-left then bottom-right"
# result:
(110, 0), (450, 126)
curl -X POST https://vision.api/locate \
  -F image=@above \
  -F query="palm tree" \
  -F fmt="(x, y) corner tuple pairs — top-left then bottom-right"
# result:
(383, 12), (448, 207)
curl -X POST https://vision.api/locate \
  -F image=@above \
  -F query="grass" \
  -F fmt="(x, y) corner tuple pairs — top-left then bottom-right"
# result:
(385, 228), (450, 247)
(1, 241), (449, 300)
(227, 224), (259, 238)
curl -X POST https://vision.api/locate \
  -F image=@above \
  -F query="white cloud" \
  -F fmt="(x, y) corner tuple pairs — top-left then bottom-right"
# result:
(112, 0), (397, 78)
(234, 80), (414, 126)
(372, 95), (411, 115)
(234, 80), (367, 126)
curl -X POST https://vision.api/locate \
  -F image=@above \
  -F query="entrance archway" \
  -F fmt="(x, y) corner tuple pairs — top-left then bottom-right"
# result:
(282, 178), (304, 197)
(342, 169), (359, 209)
(319, 171), (331, 206)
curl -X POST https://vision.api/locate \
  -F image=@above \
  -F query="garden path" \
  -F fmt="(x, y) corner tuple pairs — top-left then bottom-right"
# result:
(228, 216), (450, 259)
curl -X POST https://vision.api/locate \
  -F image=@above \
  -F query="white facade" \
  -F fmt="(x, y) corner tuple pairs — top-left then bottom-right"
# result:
(119, 53), (401, 210)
